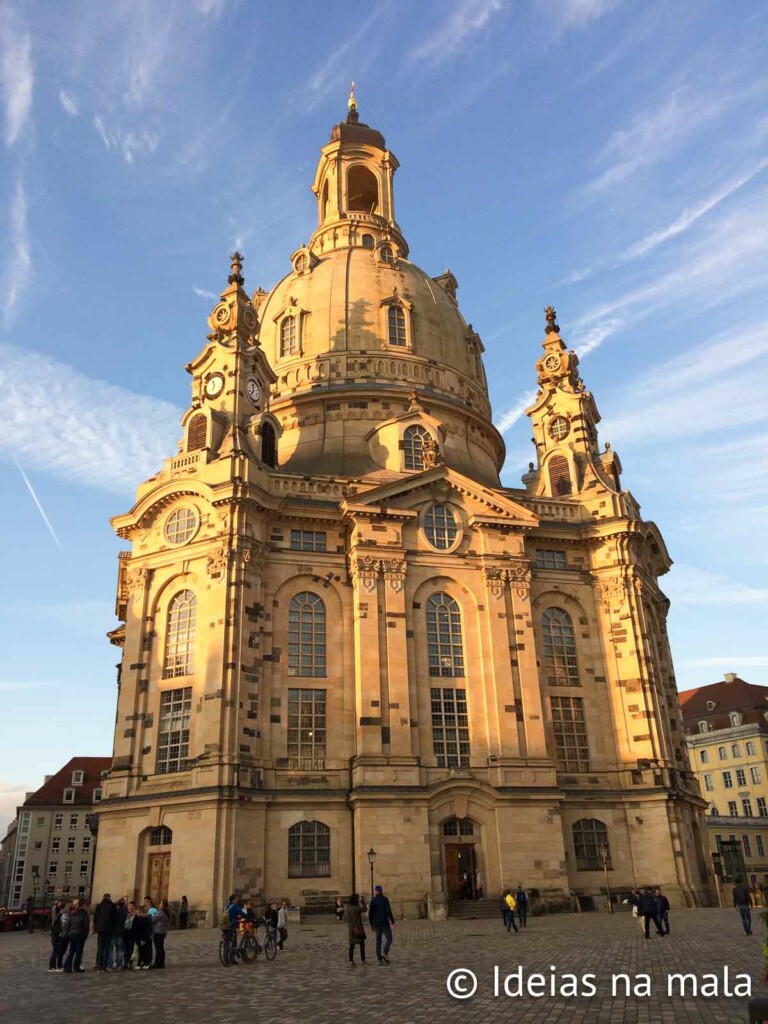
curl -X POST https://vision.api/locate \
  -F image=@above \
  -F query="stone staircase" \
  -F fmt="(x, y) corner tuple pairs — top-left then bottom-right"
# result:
(448, 899), (500, 920)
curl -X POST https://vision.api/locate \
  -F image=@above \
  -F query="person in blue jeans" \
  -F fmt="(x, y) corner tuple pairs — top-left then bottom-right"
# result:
(224, 895), (247, 962)
(515, 885), (528, 927)
(368, 885), (395, 965)
(732, 877), (753, 935)
(63, 900), (90, 973)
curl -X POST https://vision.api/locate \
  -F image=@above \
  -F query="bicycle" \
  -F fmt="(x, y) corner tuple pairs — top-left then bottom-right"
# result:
(263, 926), (277, 961)
(219, 930), (239, 967)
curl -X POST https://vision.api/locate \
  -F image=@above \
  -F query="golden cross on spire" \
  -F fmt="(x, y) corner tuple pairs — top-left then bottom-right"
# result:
(348, 81), (357, 111)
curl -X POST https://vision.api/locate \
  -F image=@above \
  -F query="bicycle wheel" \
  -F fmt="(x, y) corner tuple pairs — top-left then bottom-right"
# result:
(241, 934), (258, 964)
(219, 934), (233, 967)
(264, 933), (277, 961)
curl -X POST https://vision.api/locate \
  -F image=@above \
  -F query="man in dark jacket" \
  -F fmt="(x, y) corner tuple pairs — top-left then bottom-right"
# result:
(515, 885), (528, 927)
(638, 888), (665, 939)
(368, 885), (395, 965)
(733, 877), (753, 935)
(62, 900), (90, 973)
(655, 888), (671, 935)
(93, 894), (117, 972)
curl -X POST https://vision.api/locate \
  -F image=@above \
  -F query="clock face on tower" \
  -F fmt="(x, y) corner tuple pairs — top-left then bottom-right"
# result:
(204, 373), (224, 399)
(246, 377), (261, 403)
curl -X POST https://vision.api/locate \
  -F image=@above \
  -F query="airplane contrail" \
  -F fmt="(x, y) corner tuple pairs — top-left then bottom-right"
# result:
(14, 459), (63, 551)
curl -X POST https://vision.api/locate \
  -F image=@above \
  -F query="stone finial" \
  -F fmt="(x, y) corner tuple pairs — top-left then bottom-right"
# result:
(347, 81), (359, 123)
(228, 251), (245, 286)
(544, 305), (559, 334)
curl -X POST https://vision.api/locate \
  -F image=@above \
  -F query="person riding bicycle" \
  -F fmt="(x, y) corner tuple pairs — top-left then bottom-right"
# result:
(223, 895), (247, 962)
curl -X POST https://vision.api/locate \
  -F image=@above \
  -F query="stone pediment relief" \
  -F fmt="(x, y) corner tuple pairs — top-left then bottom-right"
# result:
(342, 466), (539, 525)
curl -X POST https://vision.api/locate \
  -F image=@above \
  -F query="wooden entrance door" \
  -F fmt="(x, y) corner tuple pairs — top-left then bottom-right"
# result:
(445, 844), (475, 899)
(148, 853), (171, 904)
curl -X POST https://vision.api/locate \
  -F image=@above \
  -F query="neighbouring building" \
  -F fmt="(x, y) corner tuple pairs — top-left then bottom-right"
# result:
(93, 92), (713, 920)
(0, 820), (18, 908)
(5, 758), (111, 910)
(681, 673), (768, 884)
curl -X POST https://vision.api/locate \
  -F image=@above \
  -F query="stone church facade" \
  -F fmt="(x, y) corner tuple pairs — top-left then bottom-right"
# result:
(94, 94), (713, 919)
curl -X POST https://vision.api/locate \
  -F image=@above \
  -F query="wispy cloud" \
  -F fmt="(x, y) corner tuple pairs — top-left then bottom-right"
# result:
(302, 5), (390, 111)
(93, 113), (158, 163)
(14, 459), (63, 551)
(193, 286), (218, 300)
(556, 0), (616, 29)
(0, 6), (33, 148)
(58, 88), (78, 116)
(0, 681), (55, 691)
(1, 177), (32, 324)
(405, 0), (504, 70)
(494, 388), (537, 434)
(0, 343), (182, 494)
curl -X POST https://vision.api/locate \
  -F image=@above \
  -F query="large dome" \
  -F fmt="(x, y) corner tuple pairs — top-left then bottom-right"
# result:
(251, 104), (504, 486)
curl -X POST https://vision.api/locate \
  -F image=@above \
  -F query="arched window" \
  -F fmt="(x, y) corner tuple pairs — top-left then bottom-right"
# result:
(548, 454), (572, 496)
(442, 817), (474, 836)
(347, 165), (379, 213)
(747, 742), (756, 756)
(698, 721), (709, 734)
(288, 592), (326, 677)
(288, 820), (331, 878)
(361, 233), (375, 249)
(261, 421), (277, 468)
(542, 607), (579, 686)
(423, 504), (458, 550)
(163, 591), (196, 678)
(700, 750), (709, 763)
(187, 413), (207, 451)
(573, 818), (609, 871)
(732, 742), (741, 757)
(380, 244), (394, 264)
(280, 315), (297, 356)
(730, 712), (743, 728)
(709, 805), (719, 816)
(149, 825), (172, 847)
(426, 592), (464, 677)
(388, 305), (406, 346)
(403, 424), (429, 469)
(321, 179), (329, 220)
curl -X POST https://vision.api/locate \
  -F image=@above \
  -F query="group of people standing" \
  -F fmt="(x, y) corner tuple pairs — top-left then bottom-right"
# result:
(341, 887), (396, 966)
(47, 893), (171, 973)
(500, 886), (529, 932)
(627, 888), (671, 938)
(222, 896), (289, 962)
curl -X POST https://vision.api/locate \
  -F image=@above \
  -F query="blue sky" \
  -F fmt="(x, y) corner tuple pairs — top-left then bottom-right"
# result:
(1, 0), (767, 831)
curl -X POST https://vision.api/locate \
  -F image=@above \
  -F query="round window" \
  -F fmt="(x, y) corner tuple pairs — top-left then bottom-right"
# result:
(165, 507), (199, 545)
(423, 504), (459, 550)
(549, 416), (570, 441)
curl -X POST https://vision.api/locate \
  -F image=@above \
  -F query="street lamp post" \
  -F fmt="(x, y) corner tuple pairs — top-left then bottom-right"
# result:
(599, 845), (613, 913)
(367, 847), (377, 900)
(30, 867), (40, 933)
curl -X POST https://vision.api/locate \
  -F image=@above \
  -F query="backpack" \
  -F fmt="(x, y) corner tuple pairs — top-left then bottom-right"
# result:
(219, 908), (232, 930)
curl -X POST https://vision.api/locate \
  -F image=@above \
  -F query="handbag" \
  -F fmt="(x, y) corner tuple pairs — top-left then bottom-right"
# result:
(352, 924), (365, 938)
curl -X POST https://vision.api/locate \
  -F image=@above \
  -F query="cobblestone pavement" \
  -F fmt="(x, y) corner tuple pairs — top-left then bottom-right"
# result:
(1, 909), (764, 1024)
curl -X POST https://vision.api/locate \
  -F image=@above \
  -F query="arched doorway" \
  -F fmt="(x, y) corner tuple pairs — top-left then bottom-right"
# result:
(145, 825), (172, 903)
(442, 817), (477, 900)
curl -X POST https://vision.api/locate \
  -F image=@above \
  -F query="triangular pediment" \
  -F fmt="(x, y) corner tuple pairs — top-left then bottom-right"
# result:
(342, 466), (539, 527)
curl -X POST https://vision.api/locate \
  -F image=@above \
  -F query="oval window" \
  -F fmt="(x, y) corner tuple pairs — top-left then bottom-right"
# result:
(423, 504), (459, 550)
(165, 507), (199, 545)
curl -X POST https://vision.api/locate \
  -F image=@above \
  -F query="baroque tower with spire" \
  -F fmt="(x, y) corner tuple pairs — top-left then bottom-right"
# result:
(94, 94), (713, 917)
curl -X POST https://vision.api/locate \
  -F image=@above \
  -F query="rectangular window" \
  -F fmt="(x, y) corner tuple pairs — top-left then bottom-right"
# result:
(33, 841), (42, 850)
(757, 835), (765, 857)
(715, 834), (723, 852)
(751, 767), (761, 784)
(51, 838), (60, 853)
(63, 788), (75, 803)
(54, 814), (63, 830)
(534, 549), (567, 570)
(69, 814), (79, 830)
(290, 530), (327, 552)
(93, 788), (102, 803)
(67, 838), (76, 853)
(718, 747), (727, 760)
(157, 687), (193, 774)
(700, 750), (709, 763)
(728, 800), (738, 817)
(71, 771), (84, 786)
(550, 696), (590, 772)
(49, 861), (58, 875)
(65, 861), (73, 875)
(743, 835), (752, 857)
(82, 837), (91, 853)
(80, 861), (89, 877)
(703, 773), (713, 792)
(747, 742), (756, 756)
(758, 798), (768, 818)
(77, 886), (86, 899)
(36, 816), (45, 826)
(723, 771), (733, 789)
(743, 798), (754, 817)
(287, 688), (327, 770)
(430, 687), (470, 768)
(288, 823), (331, 879)
(736, 768), (747, 786)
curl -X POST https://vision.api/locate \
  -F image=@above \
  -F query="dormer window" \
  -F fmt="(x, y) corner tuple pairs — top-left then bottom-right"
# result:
(63, 788), (75, 804)
(71, 770), (84, 786)
(294, 253), (308, 274)
(388, 306), (406, 346)
(730, 712), (743, 728)
(403, 425), (430, 470)
(379, 244), (394, 264)
(698, 721), (709, 734)
(280, 316), (298, 357)
(707, 700), (717, 712)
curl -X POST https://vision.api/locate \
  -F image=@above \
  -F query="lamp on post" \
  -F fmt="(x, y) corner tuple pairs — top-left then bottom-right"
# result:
(30, 867), (40, 932)
(367, 847), (377, 899)
(599, 845), (613, 913)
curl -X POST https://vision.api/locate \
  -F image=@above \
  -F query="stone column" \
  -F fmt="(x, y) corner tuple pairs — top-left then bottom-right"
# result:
(349, 554), (384, 758)
(380, 556), (413, 758)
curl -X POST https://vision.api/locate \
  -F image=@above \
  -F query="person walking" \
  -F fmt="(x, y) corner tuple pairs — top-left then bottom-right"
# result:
(48, 901), (68, 972)
(334, 896), (345, 923)
(62, 899), (90, 973)
(150, 900), (170, 968)
(733, 876), (754, 935)
(504, 890), (518, 932)
(515, 885), (528, 927)
(93, 894), (117, 973)
(344, 893), (367, 966)
(475, 869), (484, 900)
(178, 895), (189, 930)
(110, 897), (127, 969)
(368, 885), (395, 965)
(655, 888), (670, 936)
(638, 888), (665, 938)
(277, 901), (289, 951)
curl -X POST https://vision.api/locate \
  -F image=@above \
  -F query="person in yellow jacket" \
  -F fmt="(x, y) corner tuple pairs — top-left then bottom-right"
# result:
(502, 890), (518, 933)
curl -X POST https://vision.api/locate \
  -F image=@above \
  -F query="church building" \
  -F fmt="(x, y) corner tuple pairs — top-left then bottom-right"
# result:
(94, 92), (713, 919)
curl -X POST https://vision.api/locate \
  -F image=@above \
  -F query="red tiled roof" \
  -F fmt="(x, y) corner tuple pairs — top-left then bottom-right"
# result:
(679, 677), (768, 729)
(23, 757), (112, 807)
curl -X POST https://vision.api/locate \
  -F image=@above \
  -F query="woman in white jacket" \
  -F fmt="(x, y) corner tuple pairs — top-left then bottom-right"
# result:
(277, 902), (289, 951)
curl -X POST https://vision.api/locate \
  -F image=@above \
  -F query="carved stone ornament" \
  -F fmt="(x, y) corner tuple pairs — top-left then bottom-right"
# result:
(483, 566), (505, 600)
(207, 547), (229, 579)
(422, 435), (443, 469)
(509, 564), (532, 599)
(126, 567), (150, 602)
(354, 555), (381, 593)
(597, 575), (625, 610)
(382, 558), (407, 593)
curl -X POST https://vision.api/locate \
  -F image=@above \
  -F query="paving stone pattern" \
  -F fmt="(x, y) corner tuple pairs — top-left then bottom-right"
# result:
(0, 909), (764, 1024)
